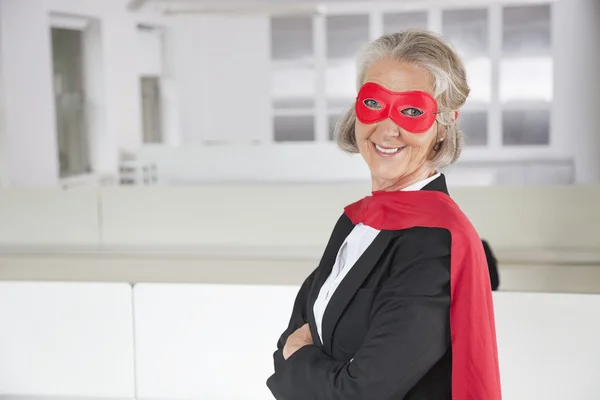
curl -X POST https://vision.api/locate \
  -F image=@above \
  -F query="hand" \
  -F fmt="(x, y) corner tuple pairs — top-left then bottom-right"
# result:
(283, 323), (313, 360)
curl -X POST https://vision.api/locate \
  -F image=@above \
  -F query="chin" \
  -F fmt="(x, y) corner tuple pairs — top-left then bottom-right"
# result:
(371, 169), (407, 184)
(368, 161), (405, 180)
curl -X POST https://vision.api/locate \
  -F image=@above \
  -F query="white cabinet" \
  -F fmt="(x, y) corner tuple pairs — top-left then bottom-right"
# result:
(133, 283), (298, 400)
(0, 282), (135, 398)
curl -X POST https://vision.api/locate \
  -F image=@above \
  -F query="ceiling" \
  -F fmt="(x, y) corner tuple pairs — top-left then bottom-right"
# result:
(156, 0), (368, 4)
(129, 0), (407, 15)
(129, 0), (522, 15)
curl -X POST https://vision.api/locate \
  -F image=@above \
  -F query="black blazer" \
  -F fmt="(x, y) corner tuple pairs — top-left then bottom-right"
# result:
(482, 239), (500, 290)
(267, 175), (454, 400)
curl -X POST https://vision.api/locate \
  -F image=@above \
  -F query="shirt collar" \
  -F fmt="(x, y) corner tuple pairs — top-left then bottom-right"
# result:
(402, 172), (441, 191)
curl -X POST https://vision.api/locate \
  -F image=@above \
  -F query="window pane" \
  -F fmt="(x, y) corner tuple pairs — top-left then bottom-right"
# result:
(51, 27), (91, 178)
(272, 65), (315, 110)
(502, 109), (550, 145)
(273, 98), (315, 109)
(464, 58), (491, 104)
(500, 57), (552, 103)
(383, 12), (428, 34)
(326, 60), (356, 109)
(271, 16), (313, 61)
(141, 77), (162, 144)
(328, 114), (342, 141)
(442, 9), (489, 58)
(503, 4), (551, 55)
(459, 111), (488, 146)
(274, 115), (315, 142)
(327, 15), (370, 59)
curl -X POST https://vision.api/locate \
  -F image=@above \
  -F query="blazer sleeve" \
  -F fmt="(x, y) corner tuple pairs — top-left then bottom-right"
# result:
(481, 239), (500, 291)
(271, 268), (317, 371)
(266, 228), (451, 400)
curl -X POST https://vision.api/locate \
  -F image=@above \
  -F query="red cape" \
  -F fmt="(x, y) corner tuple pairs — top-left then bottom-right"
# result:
(344, 189), (502, 400)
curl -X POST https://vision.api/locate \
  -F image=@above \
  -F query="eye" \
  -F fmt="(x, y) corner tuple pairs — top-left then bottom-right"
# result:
(401, 107), (424, 117)
(363, 98), (382, 110)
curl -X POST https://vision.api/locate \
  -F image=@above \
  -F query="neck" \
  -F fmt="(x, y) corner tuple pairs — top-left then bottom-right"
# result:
(372, 168), (437, 192)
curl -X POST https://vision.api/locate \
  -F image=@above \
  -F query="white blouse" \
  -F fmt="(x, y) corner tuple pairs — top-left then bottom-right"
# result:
(312, 172), (441, 343)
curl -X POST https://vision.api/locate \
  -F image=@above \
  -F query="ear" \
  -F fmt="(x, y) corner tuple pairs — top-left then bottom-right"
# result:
(439, 110), (459, 142)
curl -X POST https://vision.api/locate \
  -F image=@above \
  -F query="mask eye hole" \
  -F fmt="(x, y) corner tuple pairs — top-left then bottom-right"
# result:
(363, 99), (383, 110)
(400, 107), (424, 117)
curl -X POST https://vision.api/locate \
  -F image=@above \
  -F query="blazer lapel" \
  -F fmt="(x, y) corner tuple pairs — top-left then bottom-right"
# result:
(321, 229), (397, 355)
(307, 214), (354, 347)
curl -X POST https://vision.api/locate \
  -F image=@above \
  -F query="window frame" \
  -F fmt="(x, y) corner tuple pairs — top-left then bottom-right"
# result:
(268, 0), (560, 163)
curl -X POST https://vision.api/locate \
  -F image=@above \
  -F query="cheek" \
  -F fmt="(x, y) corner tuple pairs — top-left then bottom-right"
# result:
(404, 124), (437, 150)
(354, 121), (374, 146)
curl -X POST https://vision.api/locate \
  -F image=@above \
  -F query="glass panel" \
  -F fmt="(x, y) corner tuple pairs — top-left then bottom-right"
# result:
(141, 77), (162, 144)
(51, 27), (91, 178)
(442, 9), (489, 58)
(459, 111), (488, 146)
(272, 65), (315, 110)
(502, 109), (550, 145)
(503, 4), (551, 55)
(274, 115), (315, 142)
(326, 60), (356, 109)
(328, 114), (342, 141)
(383, 12), (428, 34)
(326, 15), (370, 59)
(500, 57), (552, 103)
(464, 58), (491, 104)
(273, 98), (315, 109)
(271, 16), (313, 61)
(442, 9), (490, 106)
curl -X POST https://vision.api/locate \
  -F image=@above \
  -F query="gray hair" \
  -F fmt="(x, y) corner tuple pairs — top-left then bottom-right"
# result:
(335, 29), (470, 170)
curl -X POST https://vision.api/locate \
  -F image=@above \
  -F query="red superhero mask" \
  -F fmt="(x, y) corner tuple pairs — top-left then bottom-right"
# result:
(355, 82), (438, 133)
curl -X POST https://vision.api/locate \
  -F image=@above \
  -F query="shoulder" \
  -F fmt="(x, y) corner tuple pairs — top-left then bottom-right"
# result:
(383, 227), (452, 293)
(392, 227), (451, 256)
(386, 227), (452, 273)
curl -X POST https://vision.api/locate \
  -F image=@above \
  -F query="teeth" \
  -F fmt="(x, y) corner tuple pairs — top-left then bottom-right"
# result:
(375, 144), (400, 154)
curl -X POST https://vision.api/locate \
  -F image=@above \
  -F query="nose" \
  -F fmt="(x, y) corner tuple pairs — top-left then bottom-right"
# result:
(375, 118), (400, 141)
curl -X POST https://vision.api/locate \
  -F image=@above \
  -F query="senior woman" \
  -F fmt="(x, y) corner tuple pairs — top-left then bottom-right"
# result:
(266, 30), (501, 400)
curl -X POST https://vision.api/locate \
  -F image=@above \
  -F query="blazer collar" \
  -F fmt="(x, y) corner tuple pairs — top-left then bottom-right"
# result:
(307, 214), (354, 347)
(421, 173), (449, 195)
(319, 229), (397, 355)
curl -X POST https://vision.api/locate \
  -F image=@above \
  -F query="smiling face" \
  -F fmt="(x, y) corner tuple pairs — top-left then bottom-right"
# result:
(355, 58), (444, 191)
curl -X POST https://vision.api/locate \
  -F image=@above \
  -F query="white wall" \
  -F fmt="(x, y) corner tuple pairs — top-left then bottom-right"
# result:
(553, 0), (600, 183)
(0, 10), (7, 188)
(0, 0), (59, 187)
(0, 0), (167, 187)
(138, 26), (163, 77)
(169, 14), (271, 145)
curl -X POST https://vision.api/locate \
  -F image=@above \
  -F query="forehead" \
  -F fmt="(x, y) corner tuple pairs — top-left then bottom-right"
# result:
(363, 59), (434, 95)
